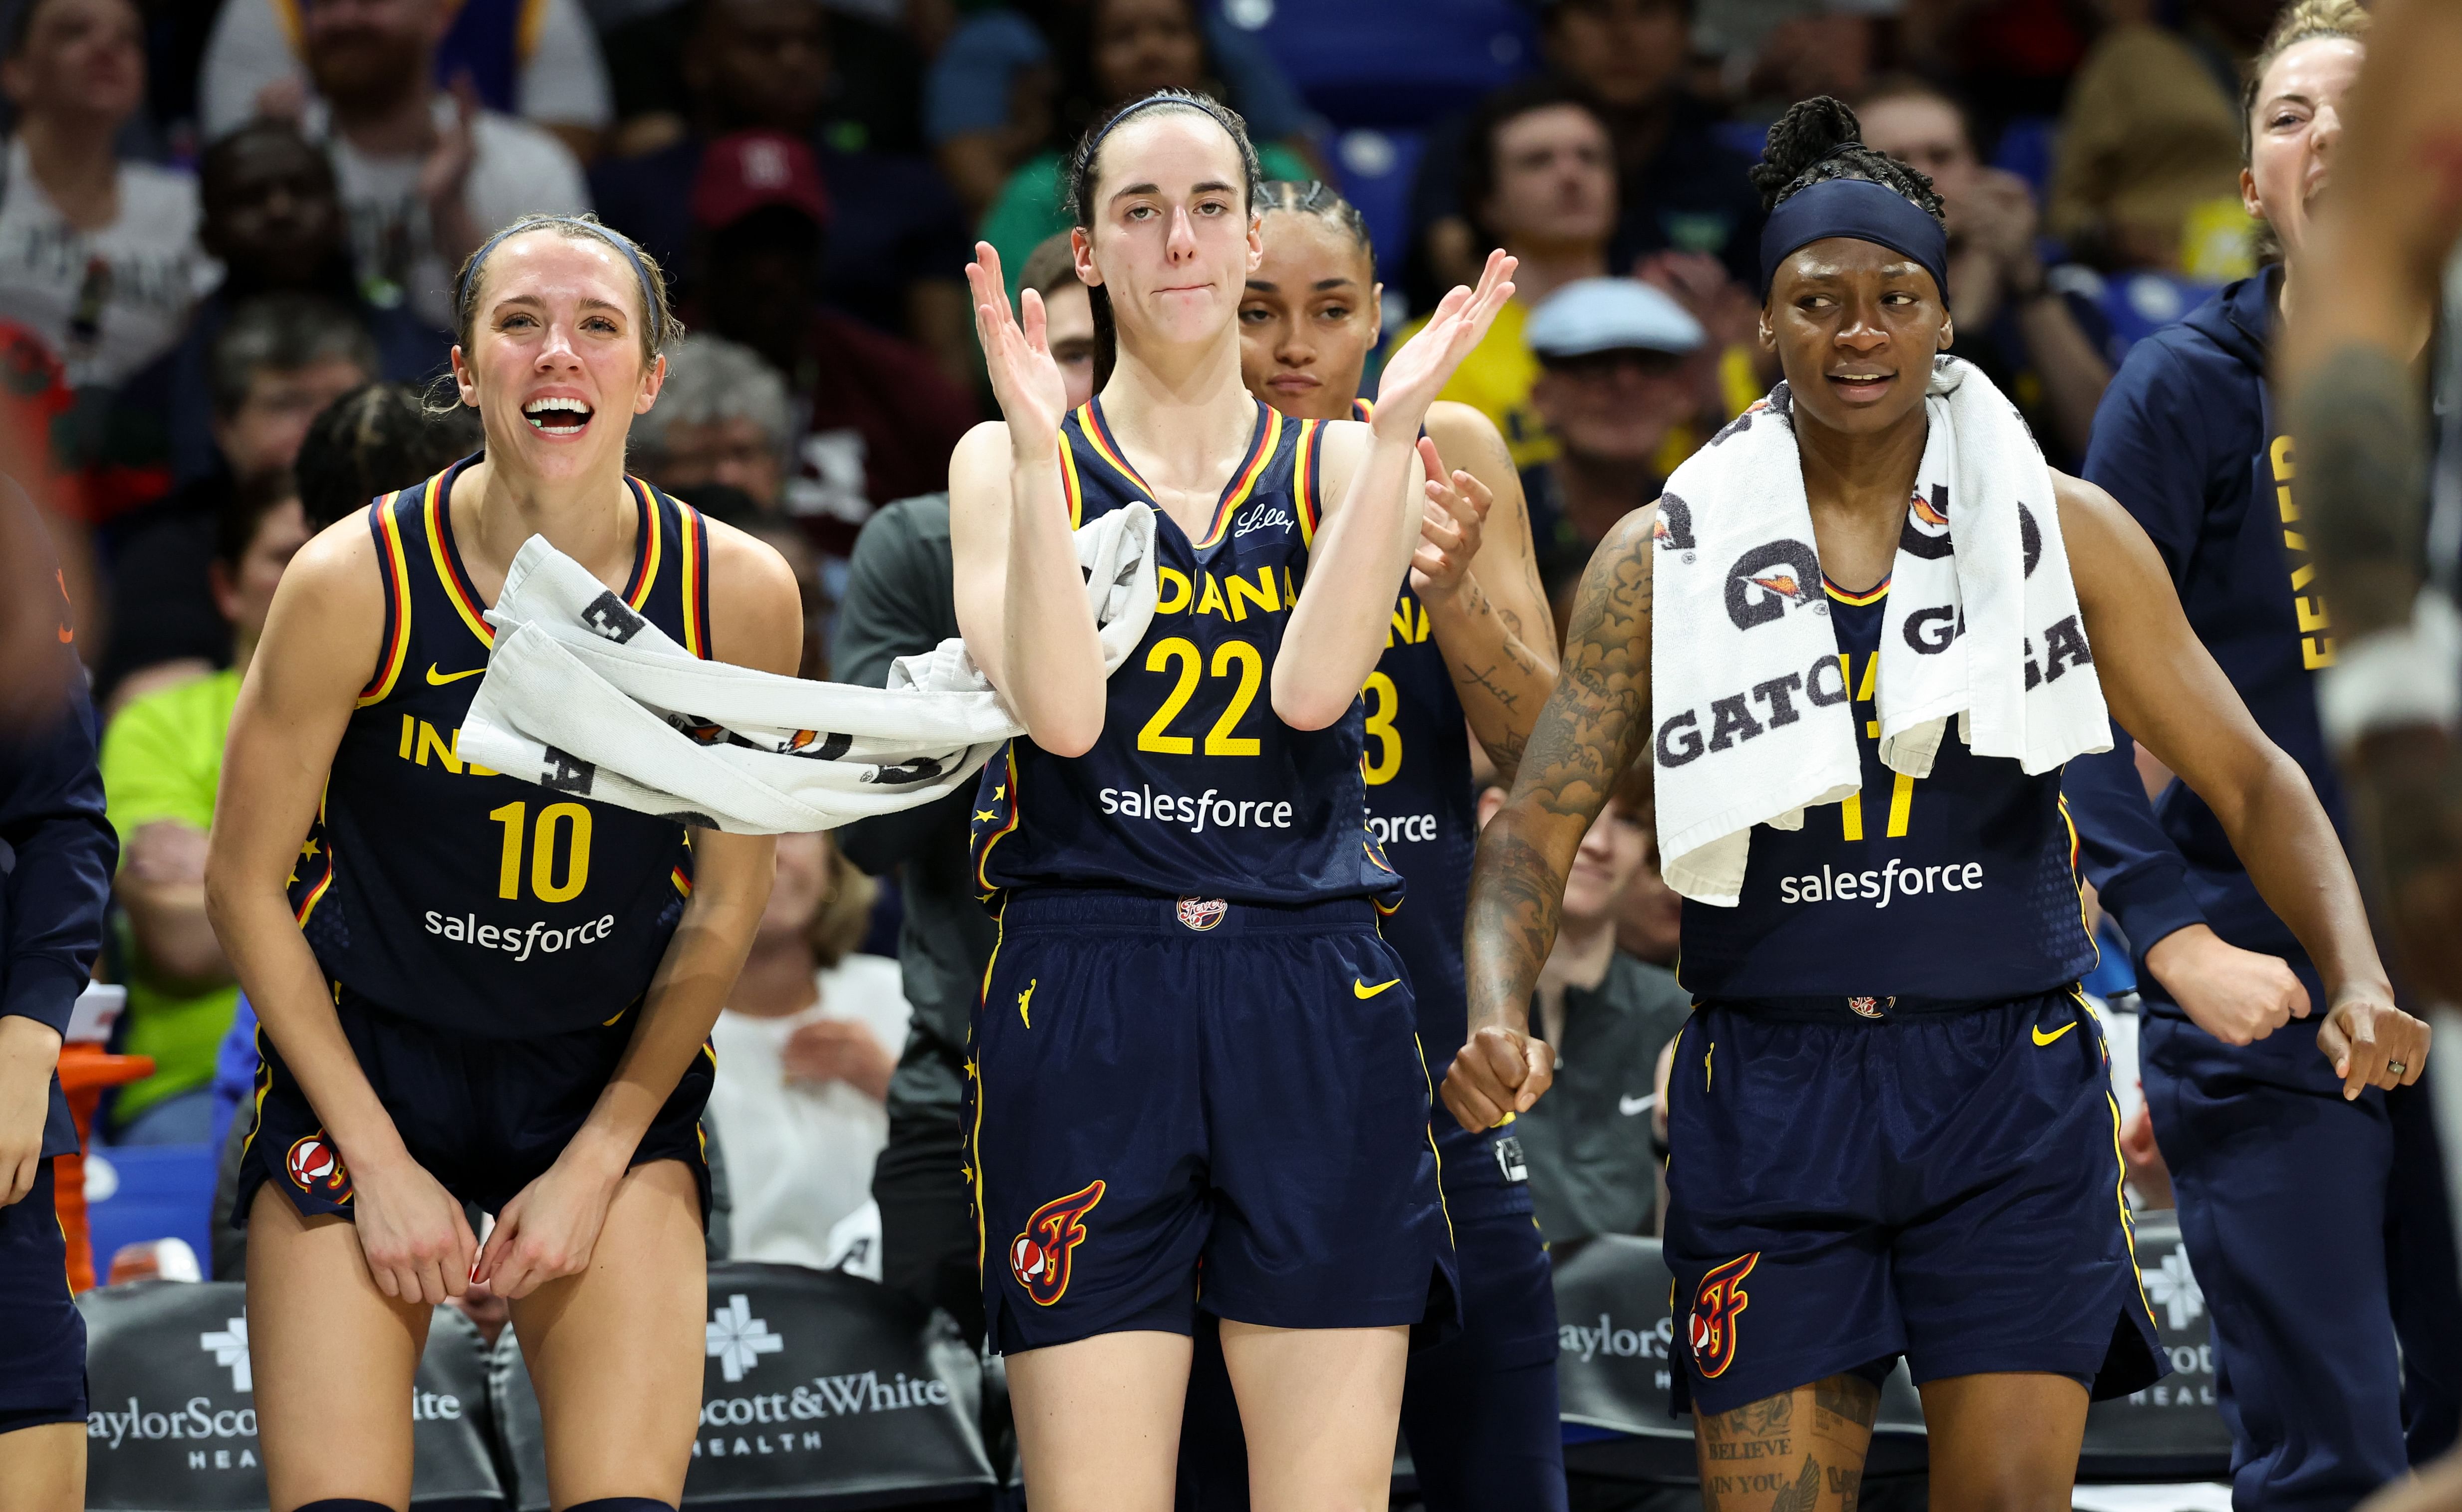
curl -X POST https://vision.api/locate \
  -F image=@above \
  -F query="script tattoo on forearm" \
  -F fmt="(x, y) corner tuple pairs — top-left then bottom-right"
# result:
(2296, 345), (2429, 643)
(1462, 512), (1654, 1028)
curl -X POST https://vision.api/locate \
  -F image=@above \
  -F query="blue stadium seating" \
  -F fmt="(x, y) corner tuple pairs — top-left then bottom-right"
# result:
(1330, 127), (1427, 284)
(1992, 115), (2061, 200)
(85, 1142), (218, 1275)
(1213, 0), (1535, 130)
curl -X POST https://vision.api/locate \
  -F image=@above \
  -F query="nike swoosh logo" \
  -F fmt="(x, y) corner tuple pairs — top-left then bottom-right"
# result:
(426, 663), (486, 685)
(1619, 1093), (1654, 1116)
(2032, 1021), (2078, 1047)
(1354, 978), (1400, 999)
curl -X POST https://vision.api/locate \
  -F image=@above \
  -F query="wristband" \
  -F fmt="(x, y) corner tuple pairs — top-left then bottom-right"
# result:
(2317, 589), (2462, 753)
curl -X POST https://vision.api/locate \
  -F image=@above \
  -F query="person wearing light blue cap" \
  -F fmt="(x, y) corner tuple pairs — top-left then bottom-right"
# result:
(1521, 277), (1709, 573)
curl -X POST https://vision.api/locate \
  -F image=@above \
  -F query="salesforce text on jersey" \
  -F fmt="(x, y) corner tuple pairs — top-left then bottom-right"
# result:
(1779, 860), (1983, 908)
(424, 910), (618, 960)
(1100, 784), (1294, 835)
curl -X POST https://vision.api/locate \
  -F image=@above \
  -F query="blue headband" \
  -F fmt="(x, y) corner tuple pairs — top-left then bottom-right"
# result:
(1757, 176), (1950, 304)
(456, 217), (659, 330)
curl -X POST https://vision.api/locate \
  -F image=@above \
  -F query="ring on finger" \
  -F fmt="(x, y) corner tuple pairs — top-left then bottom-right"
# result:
(2388, 1059), (2408, 1076)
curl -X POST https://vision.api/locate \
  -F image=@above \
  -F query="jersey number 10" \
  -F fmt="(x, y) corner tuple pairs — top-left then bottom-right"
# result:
(488, 800), (594, 902)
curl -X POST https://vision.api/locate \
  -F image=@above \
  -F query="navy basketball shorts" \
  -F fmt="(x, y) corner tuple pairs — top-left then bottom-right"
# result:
(235, 981), (714, 1228)
(1663, 989), (2167, 1417)
(968, 888), (1460, 1354)
(0, 1160), (86, 1434)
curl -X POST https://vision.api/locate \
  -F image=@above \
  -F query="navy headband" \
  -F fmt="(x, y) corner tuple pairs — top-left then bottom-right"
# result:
(1757, 176), (1949, 304)
(455, 217), (659, 332)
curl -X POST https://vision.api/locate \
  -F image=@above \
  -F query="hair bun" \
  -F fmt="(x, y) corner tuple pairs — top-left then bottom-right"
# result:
(1749, 97), (1864, 209)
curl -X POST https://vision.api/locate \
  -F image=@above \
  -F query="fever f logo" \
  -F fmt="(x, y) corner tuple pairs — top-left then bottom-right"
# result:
(285, 1132), (352, 1200)
(1689, 1252), (1759, 1378)
(1009, 1179), (1105, 1306)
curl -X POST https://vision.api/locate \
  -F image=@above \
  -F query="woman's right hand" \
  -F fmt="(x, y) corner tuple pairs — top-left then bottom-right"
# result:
(349, 1152), (479, 1305)
(966, 240), (1072, 458)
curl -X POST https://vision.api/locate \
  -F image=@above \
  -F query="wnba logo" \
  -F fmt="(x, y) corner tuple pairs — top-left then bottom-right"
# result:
(1689, 1252), (1759, 1378)
(285, 1133), (352, 1200)
(1010, 1180), (1105, 1306)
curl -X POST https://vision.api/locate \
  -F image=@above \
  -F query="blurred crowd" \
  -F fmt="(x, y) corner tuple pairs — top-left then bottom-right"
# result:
(8, 0), (2234, 1266)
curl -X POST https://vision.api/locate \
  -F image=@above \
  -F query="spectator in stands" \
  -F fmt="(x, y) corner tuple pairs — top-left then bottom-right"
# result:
(927, 0), (1320, 221)
(98, 470), (307, 1146)
(97, 295), (374, 706)
(1615, 807), (1681, 970)
(292, 378), (482, 531)
(1474, 764), (1691, 1244)
(266, 0), (589, 331)
(682, 130), (978, 558)
(2047, 0), (2254, 277)
(1516, 277), (1704, 581)
(0, 0), (208, 389)
(1394, 78), (1618, 468)
(588, 0), (976, 386)
(973, 0), (1316, 293)
(1416, 0), (1766, 298)
(1857, 78), (2113, 467)
(707, 830), (910, 1269)
(629, 333), (794, 513)
(200, 0), (613, 163)
(96, 121), (450, 514)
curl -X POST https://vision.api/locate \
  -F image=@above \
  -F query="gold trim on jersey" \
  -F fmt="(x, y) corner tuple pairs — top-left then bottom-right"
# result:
(360, 495), (415, 705)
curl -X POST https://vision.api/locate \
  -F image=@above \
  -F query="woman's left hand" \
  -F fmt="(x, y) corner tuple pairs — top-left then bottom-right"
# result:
(1369, 250), (1516, 442)
(1409, 435), (1491, 601)
(473, 1153), (626, 1299)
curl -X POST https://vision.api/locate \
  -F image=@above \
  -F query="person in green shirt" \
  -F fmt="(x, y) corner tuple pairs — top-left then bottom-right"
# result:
(99, 470), (310, 1143)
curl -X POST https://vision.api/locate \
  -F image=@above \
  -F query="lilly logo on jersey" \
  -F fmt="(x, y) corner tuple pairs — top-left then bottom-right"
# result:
(1010, 1180), (1106, 1306)
(285, 1133), (351, 1200)
(1233, 503), (1295, 540)
(1689, 1252), (1759, 1379)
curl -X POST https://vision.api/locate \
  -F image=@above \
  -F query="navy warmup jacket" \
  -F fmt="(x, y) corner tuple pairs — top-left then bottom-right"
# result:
(2063, 265), (2343, 999)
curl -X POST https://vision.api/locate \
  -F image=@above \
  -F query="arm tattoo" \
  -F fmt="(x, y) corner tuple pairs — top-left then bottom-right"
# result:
(1462, 513), (1654, 1033)
(2295, 345), (2429, 643)
(1460, 660), (1523, 711)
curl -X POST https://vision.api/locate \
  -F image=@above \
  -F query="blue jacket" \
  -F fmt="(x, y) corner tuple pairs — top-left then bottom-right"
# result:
(2063, 265), (2343, 1017)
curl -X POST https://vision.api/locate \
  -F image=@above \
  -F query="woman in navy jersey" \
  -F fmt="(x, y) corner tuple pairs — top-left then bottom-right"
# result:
(953, 89), (1514, 1506)
(1456, 98), (2429, 1512)
(206, 214), (802, 1512)
(1201, 179), (1566, 1511)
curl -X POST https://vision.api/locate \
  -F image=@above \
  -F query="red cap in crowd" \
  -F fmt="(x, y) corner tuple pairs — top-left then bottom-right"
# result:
(692, 131), (832, 232)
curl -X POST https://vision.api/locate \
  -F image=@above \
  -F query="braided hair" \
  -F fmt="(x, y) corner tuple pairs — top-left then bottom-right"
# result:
(1749, 96), (1945, 225)
(1064, 89), (1263, 390)
(1260, 180), (1373, 258)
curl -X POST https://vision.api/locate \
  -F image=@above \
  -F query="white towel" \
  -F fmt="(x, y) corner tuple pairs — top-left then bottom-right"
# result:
(457, 502), (1160, 834)
(1650, 356), (2109, 905)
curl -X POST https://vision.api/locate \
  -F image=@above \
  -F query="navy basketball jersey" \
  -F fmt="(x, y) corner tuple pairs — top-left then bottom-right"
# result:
(970, 397), (1402, 905)
(1677, 578), (2097, 1003)
(290, 455), (714, 1037)
(1351, 398), (1478, 1053)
